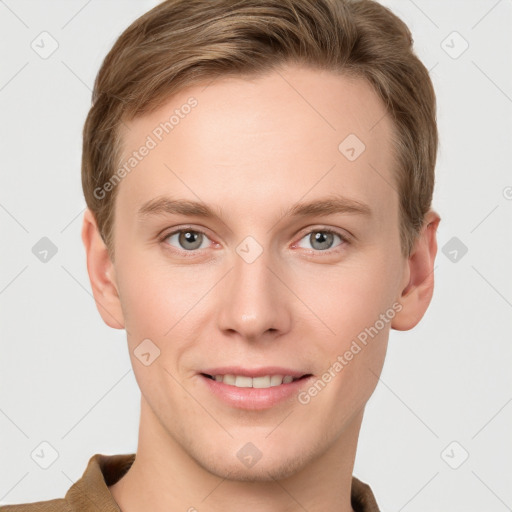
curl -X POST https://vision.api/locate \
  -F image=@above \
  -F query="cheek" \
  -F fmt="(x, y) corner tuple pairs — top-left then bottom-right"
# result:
(120, 277), (174, 335)
(115, 249), (199, 333)
(114, 252), (219, 377)
(116, 259), (198, 405)
(291, 256), (397, 336)
(290, 252), (399, 403)
(301, 299), (390, 425)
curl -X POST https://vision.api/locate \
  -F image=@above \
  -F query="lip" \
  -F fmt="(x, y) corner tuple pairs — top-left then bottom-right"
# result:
(200, 366), (308, 378)
(198, 367), (313, 410)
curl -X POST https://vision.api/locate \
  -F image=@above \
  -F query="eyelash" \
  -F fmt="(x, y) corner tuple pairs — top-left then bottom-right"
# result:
(158, 225), (351, 258)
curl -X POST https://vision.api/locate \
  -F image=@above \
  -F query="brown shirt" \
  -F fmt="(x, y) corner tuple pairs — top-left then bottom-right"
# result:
(1, 453), (381, 511)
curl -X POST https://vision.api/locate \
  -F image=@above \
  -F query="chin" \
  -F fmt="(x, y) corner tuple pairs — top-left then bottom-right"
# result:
(193, 446), (313, 483)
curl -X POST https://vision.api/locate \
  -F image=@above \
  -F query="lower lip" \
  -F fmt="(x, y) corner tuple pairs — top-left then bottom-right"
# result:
(200, 374), (312, 410)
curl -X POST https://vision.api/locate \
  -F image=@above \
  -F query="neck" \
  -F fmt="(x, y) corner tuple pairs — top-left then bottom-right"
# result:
(109, 397), (363, 512)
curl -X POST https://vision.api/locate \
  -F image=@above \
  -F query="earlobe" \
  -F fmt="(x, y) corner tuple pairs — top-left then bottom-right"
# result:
(81, 208), (125, 330)
(391, 210), (441, 331)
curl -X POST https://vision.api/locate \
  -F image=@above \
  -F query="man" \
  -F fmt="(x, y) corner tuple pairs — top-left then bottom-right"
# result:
(3, 0), (440, 510)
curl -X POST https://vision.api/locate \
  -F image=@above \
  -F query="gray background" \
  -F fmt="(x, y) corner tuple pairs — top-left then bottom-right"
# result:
(1, 0), (511, 510)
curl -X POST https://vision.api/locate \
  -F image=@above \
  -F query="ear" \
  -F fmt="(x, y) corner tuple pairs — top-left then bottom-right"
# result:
(81, 208), (125, 329)
(391, 209), (441, 331)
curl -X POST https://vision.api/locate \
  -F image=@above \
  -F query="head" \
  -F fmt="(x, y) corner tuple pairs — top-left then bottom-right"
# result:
(82, 0), (440, 481)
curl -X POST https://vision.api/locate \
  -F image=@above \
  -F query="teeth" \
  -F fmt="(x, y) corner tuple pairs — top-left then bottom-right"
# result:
(223, 374), (236, 386)
(235, 375), (252, 388)
(253, 376), (271, 388)
(210, 374), (300, 388)
(270, 375), (283, 386)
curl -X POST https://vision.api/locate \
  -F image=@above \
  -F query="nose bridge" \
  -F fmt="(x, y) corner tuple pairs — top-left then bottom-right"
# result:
(217, 243), (291, 339)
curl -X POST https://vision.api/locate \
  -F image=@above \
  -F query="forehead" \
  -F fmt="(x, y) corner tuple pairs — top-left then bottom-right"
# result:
(116, 64), (398, 223)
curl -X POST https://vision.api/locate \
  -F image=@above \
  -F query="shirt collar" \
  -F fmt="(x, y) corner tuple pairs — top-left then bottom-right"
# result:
(64, 453), (380, 511)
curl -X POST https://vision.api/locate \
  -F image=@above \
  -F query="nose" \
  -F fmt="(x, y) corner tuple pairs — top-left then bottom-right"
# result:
(216, 247), (293, 343)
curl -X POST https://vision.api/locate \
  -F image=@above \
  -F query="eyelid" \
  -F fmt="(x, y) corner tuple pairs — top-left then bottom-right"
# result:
(159, 223), (214, 239)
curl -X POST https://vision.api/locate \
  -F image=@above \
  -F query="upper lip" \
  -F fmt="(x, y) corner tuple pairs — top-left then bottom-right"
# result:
(200, 367), (310, 378)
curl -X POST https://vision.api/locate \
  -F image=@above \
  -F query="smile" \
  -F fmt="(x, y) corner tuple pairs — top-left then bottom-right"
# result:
(201, 373), (308, 388)
(199, 368), (313, 410)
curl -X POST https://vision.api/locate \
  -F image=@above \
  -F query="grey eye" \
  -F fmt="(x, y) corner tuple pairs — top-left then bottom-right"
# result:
(297, 230), (344, 251)
(166, 230), (208, 251)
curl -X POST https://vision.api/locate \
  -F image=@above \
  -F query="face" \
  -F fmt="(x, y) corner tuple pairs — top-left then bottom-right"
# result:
(105, 64), (410, 481)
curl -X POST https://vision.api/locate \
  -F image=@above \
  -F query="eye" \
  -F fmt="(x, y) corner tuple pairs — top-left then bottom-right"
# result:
(295, 229), (348, 252)
(159, 226), (349, 256)
(162, 228), (211, 252)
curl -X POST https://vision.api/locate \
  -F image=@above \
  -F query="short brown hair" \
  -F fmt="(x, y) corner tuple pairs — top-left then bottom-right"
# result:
(82, 0), (437, 260)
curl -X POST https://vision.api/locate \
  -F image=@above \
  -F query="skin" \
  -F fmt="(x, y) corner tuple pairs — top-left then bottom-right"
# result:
(82, 63), (440, 512)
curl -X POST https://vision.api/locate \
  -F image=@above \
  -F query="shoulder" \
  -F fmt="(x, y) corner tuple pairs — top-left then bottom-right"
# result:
(0, 498), (69, 511)
(351, 475), (381, 512)
(1, 452), (135, 512)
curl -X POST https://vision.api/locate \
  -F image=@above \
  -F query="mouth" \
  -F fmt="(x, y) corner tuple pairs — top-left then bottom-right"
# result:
(200, 373), (312, 388)
(198, 368), (314, 410)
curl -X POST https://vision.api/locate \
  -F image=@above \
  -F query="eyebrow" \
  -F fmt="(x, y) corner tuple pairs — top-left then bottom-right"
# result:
(137, 195), (372, 221)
